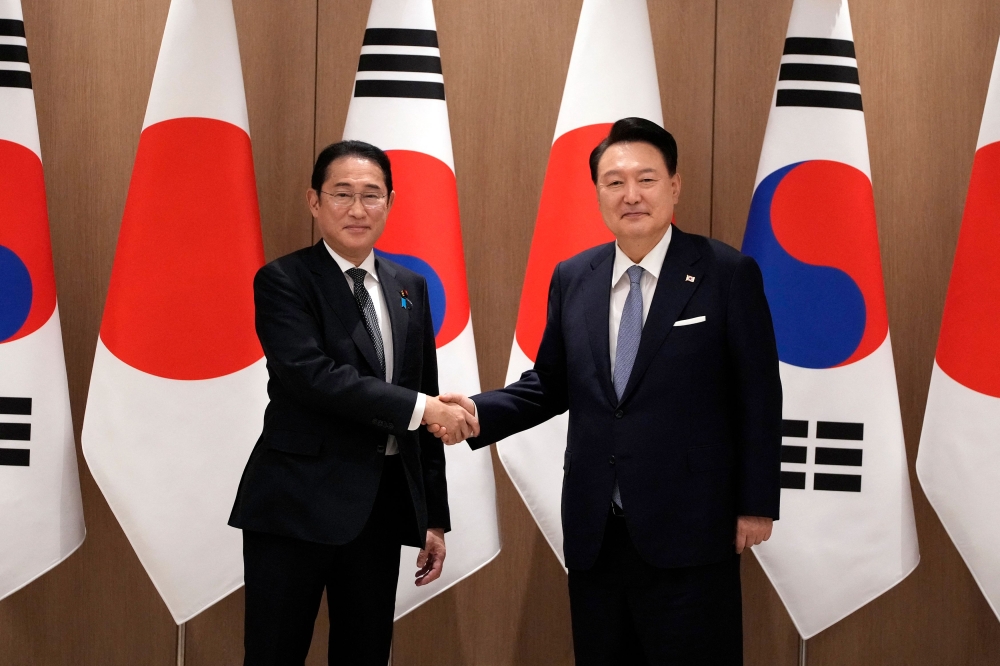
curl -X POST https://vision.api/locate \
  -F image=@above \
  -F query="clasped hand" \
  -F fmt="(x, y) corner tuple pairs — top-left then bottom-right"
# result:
(422, 393), (478, 445)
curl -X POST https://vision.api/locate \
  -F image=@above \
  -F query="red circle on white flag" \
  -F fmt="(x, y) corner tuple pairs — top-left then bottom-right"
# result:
(937, 141), (1000, 397)
(100, 117), (264, 380)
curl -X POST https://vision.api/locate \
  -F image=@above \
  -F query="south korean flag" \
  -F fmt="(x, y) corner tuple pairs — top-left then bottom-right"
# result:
(740, 0), (919, 640)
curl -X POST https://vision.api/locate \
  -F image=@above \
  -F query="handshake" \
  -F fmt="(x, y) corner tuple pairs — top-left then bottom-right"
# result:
(421, 393), (479, 445)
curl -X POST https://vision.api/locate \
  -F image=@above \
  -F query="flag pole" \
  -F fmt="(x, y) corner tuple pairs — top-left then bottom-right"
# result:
(798, 636), (807, 666)
(176, 622), (186, 666)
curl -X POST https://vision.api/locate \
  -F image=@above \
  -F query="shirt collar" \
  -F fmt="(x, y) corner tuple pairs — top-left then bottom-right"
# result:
(324, 241), (379, 282)
(611, 224), (673, 287)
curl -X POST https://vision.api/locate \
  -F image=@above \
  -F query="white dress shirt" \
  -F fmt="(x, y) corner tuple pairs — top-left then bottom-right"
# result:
(609, 225), (672, 375)
(325, 242), (426, 455)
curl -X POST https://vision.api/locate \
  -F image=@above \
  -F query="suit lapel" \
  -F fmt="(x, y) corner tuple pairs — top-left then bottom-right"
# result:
(305, 241), (385, 378)
(583, 244), (618, 408)
(375, 256), (408, 385)
(619, 227), (703, 405)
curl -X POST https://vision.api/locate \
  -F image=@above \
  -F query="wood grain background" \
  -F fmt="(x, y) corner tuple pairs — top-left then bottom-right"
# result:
(1, 0), (998, 663)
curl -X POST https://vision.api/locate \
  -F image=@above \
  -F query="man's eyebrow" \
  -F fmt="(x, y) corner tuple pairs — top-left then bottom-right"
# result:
(330, 180), (385, 190)
(600, 166), (660, 178)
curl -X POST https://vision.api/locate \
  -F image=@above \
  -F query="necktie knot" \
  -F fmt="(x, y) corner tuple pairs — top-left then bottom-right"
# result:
(346, 267), (367, 289)
(626, 265), (644, 285)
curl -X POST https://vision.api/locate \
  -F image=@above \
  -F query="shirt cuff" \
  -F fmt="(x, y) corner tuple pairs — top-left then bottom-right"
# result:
(470, 399), (478, 419)
(408, 392), (427, 431)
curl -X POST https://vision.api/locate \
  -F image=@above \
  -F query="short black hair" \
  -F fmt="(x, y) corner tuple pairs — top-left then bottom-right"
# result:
(589, 117), (678, 182)
(311, 140), (393, 193)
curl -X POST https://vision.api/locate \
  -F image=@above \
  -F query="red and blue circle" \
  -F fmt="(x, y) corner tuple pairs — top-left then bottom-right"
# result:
(375, 150), (470, 348)
(0, 140), (57, 344)
(742, 160), (888, 369)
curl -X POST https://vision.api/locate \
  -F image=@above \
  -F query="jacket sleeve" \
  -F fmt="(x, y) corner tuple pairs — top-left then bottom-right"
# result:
(467, 262), (570, 449)
(254, 261), (418, 438)
(727, 255), (783, 519)
(416, 278), (451, 531)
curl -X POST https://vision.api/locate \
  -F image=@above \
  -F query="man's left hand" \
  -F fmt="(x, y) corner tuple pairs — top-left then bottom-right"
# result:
(734, 516), (773, 554)
(415, 528), (446, 586)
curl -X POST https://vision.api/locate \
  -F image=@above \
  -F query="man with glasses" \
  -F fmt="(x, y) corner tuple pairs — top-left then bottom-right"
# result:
(229, 141), (475, 665)
(435, 118), (782, 664)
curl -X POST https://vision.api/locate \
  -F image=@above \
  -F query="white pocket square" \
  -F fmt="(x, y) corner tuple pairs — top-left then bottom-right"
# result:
(674, 316), (706, 327)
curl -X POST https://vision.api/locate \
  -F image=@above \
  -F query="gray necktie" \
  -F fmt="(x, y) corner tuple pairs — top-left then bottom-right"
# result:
(346, 268), (386, 378)
(611, 265), (644, 509)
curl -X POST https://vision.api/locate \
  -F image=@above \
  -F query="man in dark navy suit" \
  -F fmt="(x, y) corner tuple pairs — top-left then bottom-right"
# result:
(434, 118), (782, 664)
(229, 141), (476, 665)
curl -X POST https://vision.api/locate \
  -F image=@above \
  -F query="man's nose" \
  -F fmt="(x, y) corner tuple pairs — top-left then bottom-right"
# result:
(348, 195), (367, 216)
(623, 182), (642, 204)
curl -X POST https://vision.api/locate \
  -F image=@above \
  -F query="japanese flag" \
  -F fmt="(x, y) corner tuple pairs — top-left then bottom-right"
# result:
(82, 0), (267, 623)
(917, 34), (1000, 621)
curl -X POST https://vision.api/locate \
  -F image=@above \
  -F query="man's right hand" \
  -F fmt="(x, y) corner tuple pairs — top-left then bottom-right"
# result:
(422, 395), (478, 444)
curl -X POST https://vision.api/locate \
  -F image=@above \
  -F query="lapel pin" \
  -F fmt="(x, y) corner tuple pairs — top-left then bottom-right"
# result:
(400, 289), (412, 309)
(685, 275), (696, 283)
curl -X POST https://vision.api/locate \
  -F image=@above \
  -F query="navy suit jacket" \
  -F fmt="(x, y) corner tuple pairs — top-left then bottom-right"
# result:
(468, 227), (781, 570)
(229, 241), (450, 548)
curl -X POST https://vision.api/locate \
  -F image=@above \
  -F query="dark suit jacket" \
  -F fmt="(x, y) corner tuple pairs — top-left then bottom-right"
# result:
(468, 227), (781, 570)
(229, 241), (450, 548)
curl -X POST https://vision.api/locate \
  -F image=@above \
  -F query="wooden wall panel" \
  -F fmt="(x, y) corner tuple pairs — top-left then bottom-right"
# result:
(714, 0), (1000, 664)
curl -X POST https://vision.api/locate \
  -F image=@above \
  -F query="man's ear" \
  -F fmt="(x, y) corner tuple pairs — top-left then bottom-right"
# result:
(306, 188), (320, 216)
(385, 190), (396, 214)
(671, 173), (682, 203)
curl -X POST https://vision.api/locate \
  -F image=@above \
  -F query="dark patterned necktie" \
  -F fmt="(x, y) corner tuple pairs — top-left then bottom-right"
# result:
(345, 268), (386, 377)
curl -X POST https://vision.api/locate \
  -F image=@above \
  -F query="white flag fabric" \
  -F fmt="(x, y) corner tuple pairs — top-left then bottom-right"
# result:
(0, 0), (86, 601)
(81, 0), (268, 623)
(496, 0), (662, 565)
(740, 0), (919, 638)
(341, 0), (500, 619)
(917, 35), (1000, 621)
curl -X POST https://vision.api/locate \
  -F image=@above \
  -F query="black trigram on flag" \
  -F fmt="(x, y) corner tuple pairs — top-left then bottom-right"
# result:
(780, 418), (863, 492)
(0, 397), (31, 466)
(776, 37), (862, 111)
(0, 19), (31, 90)
(354, 28), (445, 101)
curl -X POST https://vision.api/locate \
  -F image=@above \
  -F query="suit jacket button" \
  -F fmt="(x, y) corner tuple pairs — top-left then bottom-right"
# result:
(377, 445), (386, 454)
(614, 409), (623, 419)
(609, 455), (616, 465)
